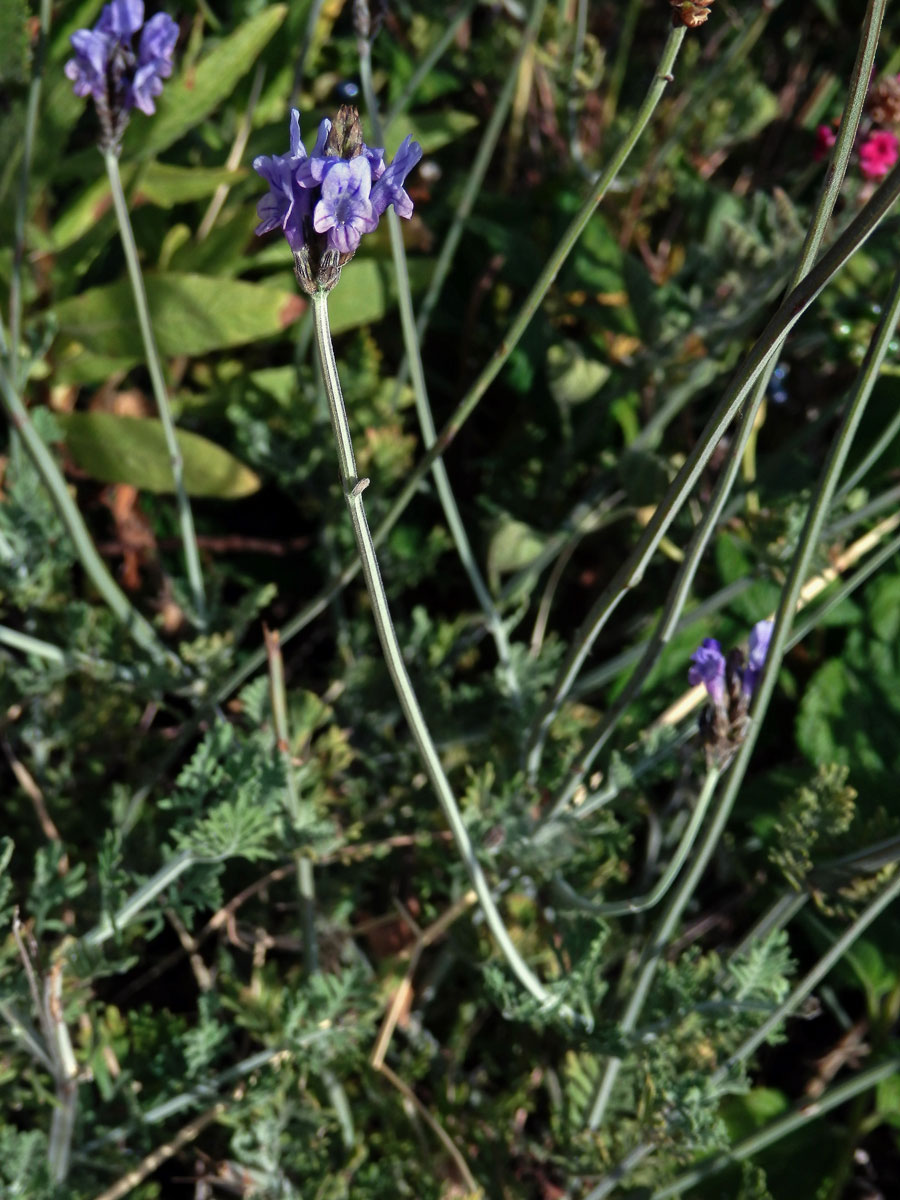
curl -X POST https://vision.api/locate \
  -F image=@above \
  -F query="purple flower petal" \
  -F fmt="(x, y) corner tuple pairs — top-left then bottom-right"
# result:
(370, 134), (422, 219)
(252, 108), (313, 251)
(313, 156), (377, 254)
(96, 0), (144, 39)
(129, 12), (178, 113)
(742, 619), (774, 697)
(688, 638), (726, 708)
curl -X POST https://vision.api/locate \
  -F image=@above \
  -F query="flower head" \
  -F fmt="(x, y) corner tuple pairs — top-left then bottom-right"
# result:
(65, 1), (178, 150)
(688, 638), (726, 708)
(859, 130), (899, 180)
(253, 105), (422, 292)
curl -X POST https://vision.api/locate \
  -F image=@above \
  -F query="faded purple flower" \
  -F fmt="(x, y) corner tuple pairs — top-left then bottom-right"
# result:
(65, 1), (178, 148)
(742, 618), (774, 697)
(688, 638), (726, 708)
(253, 105), (422, 290)
(130, 12), (179, 114)
(313, 156), (377, 254)
(253, 109), (314, 253)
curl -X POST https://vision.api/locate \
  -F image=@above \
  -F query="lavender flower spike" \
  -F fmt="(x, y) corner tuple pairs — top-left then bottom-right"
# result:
(253, 105), (422, 292)
(65, 1), (178, 149)
(688, 638), (727, 708)
(742, 618), (774, 697)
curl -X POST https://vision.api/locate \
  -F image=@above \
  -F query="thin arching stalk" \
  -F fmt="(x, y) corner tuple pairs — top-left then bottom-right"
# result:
(311, 288), (567, 1016)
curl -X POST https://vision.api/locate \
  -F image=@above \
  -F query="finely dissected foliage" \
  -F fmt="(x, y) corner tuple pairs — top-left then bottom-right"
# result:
(4, 1), (900, 1197)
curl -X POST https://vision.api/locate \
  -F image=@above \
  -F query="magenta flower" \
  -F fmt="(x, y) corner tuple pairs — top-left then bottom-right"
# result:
(813, 123), (837, 162)
(859, 130), (899, 179)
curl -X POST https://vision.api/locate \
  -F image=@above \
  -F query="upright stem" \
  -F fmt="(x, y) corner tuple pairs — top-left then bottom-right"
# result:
(104, 149), (207, 628)
(311, 289), (564, 1016)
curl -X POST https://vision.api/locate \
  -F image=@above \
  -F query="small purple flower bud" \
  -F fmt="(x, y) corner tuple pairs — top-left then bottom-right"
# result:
(96, 0), (144, 38)
(688, 638), (727, 708)
(371, 134), (423, 219)
(65, 28), (115, 103)
(313, 156), (378, 254)
(742, 619), (774, 697)
(130, 12), (179, 114)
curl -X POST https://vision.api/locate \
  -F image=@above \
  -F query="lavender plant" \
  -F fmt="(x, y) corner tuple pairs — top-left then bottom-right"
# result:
(3, 1), (900, 1197)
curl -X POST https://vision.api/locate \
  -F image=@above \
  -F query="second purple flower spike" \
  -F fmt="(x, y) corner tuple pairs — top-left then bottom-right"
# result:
(65, 0), (178, 150)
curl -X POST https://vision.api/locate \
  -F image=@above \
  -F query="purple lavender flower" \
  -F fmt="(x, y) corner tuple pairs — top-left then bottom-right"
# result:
(742, 618), (774, 697)
(130, 12), (179, 114)
(253, 105), (422, 291)
(313, 156), (378, 254)
(65, 1), (178, 148)
(688, 638), (727, 708)
(252, 109), (314, 253)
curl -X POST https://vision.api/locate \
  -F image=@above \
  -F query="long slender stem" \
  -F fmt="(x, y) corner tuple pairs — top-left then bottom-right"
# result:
(526, 145), (900, 783)
(311, 289), (564, 1016)
(104, 149), (207, 627)
(0, 360), (177, 670)
(552, 766), (720, 917)
(358, 28), (525, 700)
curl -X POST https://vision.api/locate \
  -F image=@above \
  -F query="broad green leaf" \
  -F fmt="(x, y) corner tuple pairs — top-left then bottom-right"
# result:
(133, 163), (246, 208)
(56, 411), (260, 498)
(123, 7), (288, 158)
(53, 272), (305, 364)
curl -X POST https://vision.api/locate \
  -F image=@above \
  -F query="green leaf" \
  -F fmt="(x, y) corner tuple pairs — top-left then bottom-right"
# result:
(0, 0), (29, 83)
(123, 6), (288, 159)
(55, 411), (261, 498)
(132, 163), (246, 209)
(53, 272), (305, 366)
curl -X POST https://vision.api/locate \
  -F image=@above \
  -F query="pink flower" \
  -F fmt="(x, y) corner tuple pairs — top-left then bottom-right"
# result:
(814, 124), (837, 161)
(858, 130), (899, 180)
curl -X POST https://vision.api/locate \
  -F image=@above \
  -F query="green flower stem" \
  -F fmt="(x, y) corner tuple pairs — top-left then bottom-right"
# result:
(551, 766), (720, 917)
(9, 0), (51, 388)
(526, 146), (900, 785)
(47, 965), (79, 1185)
(584, 265), (900, 1136)
(103, 148), (207, 628)
(311, 289), (562, 1016)
(0, 360), (177, 671)
(651, 1054), (900, 1200)
(358, 34), (523, 700)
